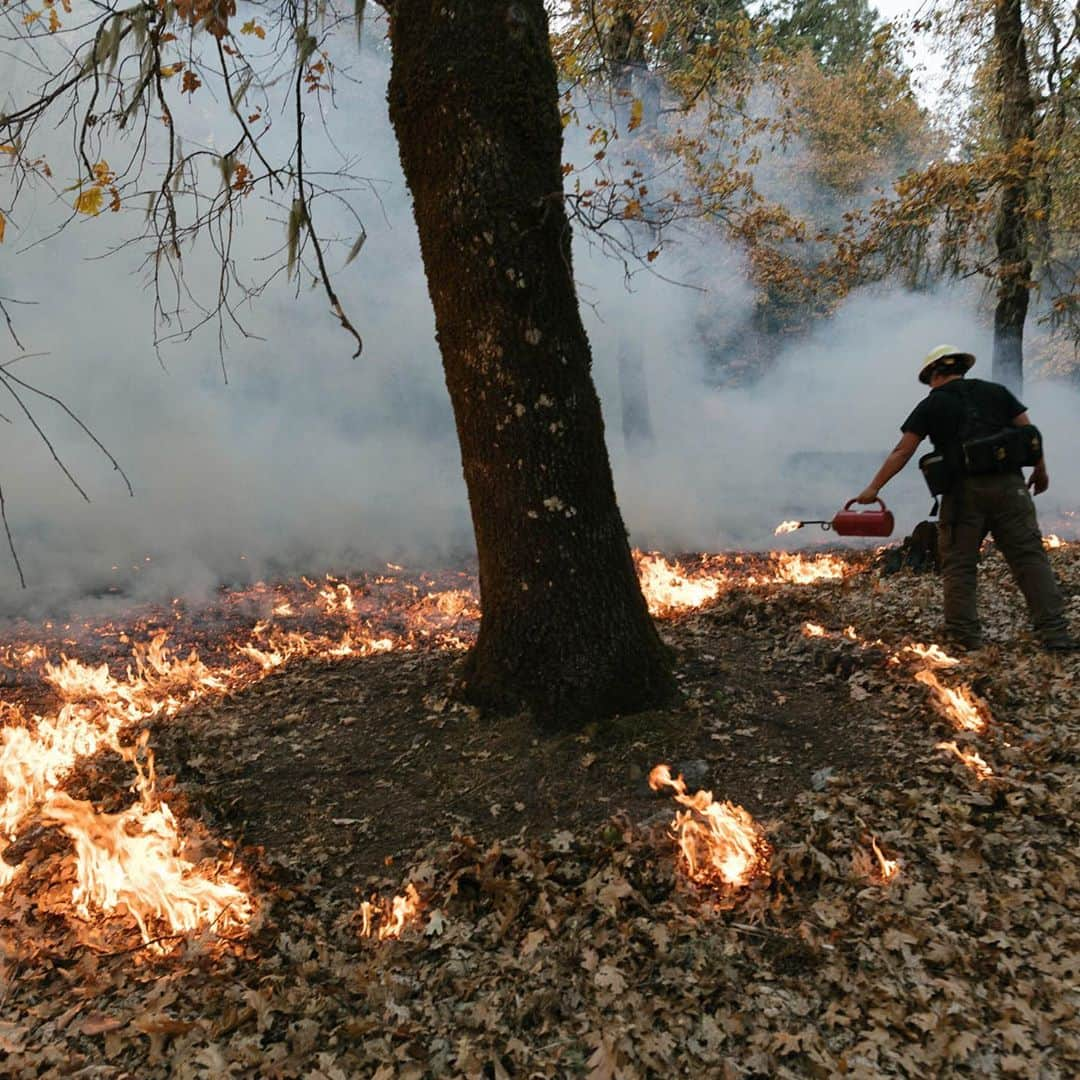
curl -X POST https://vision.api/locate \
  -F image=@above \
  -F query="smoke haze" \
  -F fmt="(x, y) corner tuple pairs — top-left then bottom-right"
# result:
(1, 27), (1077, 614)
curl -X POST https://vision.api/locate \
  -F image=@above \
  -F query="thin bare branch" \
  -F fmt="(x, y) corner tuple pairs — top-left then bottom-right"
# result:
(0, 480), (26, 589)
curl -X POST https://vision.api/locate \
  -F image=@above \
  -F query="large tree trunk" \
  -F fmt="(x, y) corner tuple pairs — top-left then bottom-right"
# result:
(991, 0), (1035, 396)
(386, 0), (676, 723)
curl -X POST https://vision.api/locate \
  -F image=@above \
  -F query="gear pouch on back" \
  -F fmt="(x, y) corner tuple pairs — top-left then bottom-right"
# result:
(919, 451), (954, 496)
(962, 424), (1043, 474)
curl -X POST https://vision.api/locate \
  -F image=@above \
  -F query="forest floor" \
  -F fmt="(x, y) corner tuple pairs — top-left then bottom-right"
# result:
(1, 543), (1078, 1078)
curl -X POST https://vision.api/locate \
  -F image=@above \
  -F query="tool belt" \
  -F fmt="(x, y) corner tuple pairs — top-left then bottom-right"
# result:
(919, 426), (1043, 504)
(960, 425), (1042, 474)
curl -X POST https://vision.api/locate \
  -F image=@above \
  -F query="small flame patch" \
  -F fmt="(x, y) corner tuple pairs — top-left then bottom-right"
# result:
(649, 764), (771, 890)
(870, 837), (900, 883)
(914, 669), (987, 733)
(359, 883), (422, 941)
(935, 740), (993, 781)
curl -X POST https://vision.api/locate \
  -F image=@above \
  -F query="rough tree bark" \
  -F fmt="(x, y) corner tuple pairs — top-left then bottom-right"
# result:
(991, 0), (1036, 396)
(386, 0), (676, 722)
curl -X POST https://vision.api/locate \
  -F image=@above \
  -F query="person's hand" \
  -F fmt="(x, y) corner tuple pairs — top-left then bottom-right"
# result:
(855, 487), (879, 504)
(1028, 466), (1049, 495)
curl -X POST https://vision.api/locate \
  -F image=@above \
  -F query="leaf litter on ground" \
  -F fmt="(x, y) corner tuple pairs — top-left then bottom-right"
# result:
(0, 542), (1077, 1077)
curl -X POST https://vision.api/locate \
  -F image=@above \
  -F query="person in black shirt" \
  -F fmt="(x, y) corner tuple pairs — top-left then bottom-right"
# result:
(855, 345), (1076, 651)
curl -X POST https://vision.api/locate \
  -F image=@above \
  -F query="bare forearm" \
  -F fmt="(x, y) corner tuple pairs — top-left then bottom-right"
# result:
(856, 433), (921, 504)
(868, 449), (910, 494)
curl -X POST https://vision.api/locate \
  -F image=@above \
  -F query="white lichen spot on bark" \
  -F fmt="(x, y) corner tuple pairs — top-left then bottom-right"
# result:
(524, 326), (542, 346)
(527, 509), (539, 519)
(514, 403), (526, 417)
(536, 394), (554, 408)
(520, 581), (529, 591)
(543, 496), (565, 512)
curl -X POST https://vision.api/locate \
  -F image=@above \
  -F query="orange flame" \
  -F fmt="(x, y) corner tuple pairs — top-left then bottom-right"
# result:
(648, 764), (770, 889)
(317, 576), (356, 615)
(774, 520), (802, 535)
(635, 554), (725, 614)
(1, 639), (250, 940)
(935, 740), (993, 781)
(1, 570), (486, 943)
(43, 792), (249, 943)
(1043, 534), (1063, 549)
(802, 622), (826, 637)
(870, 838), (900, 883)
(634, 551), (847, 615)
(359, 883), (422, 940)
(764, 552), (846, 585)
(914, 670), (987, 732)
(903, 642), (960, 668)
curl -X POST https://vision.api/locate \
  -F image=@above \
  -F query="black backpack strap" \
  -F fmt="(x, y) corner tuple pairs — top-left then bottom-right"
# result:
(956, 380), (986, 441)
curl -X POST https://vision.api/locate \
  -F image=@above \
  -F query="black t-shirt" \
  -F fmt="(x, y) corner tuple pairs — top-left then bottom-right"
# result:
(902, 378), (1026, 456)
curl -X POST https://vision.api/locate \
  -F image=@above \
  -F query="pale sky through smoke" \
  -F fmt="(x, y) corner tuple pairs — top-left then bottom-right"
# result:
(873, 0), (950, 108)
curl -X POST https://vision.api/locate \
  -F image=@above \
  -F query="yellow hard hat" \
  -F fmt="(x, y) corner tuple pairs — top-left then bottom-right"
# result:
(919, 344), (975, 384)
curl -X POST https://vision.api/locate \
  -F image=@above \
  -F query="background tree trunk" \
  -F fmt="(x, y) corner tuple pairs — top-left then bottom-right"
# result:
(386, 0), (676, 723)
(605, 5), (657, 451)
(617, 346), (655, 449)
(991, 0), (1035, 395)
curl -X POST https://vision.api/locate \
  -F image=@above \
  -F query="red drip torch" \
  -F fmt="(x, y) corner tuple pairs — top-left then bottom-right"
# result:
(779, 498), (895, 538)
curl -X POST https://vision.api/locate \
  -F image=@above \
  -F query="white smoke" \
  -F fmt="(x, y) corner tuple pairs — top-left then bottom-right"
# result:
(0, 19), (1076, 614)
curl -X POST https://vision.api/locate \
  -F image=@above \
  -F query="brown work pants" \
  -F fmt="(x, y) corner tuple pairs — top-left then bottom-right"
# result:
(938, 472), (1068, 645)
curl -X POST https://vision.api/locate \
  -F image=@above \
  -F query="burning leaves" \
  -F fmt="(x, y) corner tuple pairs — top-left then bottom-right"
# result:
(0, 544), (976, 952)
(765, 552), (846, 585)
(43, 791), (248, 944)
(935, 740), (994, 781)
(901, 641), (960, 667)
(913, 669), (987, 733)
(358, 883), (422, 941)
(634, 549), (849, 615)
(849, 836), (901, 885)
(800, 622), (989, 738)
(869, 837), (900, 884)
(648, 764), (771, 891)
(0, 567), (483, 947)
(0, 636), (250, 941)
(635, 553), (725, 614)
